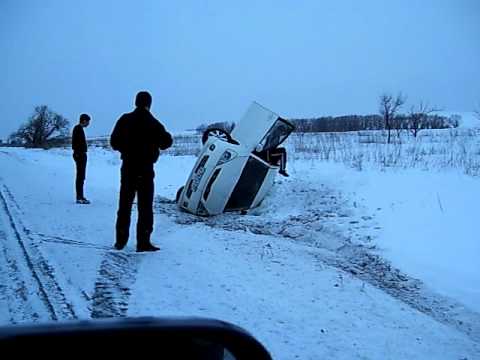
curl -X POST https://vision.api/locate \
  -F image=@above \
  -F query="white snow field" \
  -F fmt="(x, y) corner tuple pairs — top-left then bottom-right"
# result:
(0, 127), (479, 359)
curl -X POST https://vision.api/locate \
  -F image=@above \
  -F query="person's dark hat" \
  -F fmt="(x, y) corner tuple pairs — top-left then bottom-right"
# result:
(135, 91), (152, 108)
(79, 113), (91, 122)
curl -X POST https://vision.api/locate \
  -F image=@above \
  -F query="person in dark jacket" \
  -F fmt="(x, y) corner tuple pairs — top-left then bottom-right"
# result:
(72, 113), (91, 204)
(110, 91), (173, 252)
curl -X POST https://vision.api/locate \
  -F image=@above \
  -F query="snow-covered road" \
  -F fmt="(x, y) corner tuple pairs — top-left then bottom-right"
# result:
(0, 147), (478, 359)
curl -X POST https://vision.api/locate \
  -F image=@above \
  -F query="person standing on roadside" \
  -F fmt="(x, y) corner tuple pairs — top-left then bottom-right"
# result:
(72, 113), (91, 204)
(110, 91), (173, 252)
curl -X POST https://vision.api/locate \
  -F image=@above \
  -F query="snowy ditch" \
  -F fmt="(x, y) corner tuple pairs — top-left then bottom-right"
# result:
(155, 173), (480, 342)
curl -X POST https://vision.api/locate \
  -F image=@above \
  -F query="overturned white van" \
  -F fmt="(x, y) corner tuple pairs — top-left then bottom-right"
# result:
(176, 102), (295, 216)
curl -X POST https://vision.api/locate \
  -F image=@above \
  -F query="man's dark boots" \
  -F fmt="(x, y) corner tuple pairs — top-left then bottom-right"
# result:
(137, 231), (160, 252)
(114, 229), (128, 250)
(136, 243), (160, 252)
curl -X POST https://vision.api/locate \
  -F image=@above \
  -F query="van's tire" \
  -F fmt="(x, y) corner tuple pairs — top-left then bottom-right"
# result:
(201, 128), (234, 145)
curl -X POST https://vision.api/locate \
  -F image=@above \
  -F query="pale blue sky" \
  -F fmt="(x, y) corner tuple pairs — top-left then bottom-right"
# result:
(1, 0), (479, 138)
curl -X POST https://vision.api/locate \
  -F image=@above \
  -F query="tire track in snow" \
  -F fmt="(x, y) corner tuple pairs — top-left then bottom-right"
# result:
(29, 231), (142, 319)
(0, 184), (77, 322)
(28, 232), (142, 319)
(90, 251), (141, 318)
(0, 222), (42, 323)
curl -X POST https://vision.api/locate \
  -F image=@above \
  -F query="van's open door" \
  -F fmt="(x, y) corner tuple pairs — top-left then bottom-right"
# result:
(230, 102), (281, 152)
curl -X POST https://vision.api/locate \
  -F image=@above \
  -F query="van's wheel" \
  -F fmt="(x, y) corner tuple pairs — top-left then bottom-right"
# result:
(176, 186), (184, 203)
(202, 128), (233, 145)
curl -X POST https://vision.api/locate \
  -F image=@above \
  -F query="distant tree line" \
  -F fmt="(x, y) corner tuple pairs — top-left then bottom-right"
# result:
(290, 93), (459, 143)
(290, 113), (457, 133)
(291, 115), (383, 132)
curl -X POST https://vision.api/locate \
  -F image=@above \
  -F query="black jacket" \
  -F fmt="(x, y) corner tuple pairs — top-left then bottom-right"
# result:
(72, 124), (87, 153)
(110, 108), (173, 165)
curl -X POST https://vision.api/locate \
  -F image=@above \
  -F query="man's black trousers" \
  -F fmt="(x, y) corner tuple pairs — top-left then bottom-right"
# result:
(115, 163), (155, 248)
(267, 147), (287, 172)
(73, 152), (87, 200)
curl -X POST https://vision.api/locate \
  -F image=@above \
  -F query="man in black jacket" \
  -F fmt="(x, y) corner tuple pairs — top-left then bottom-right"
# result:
(110, 91), (173, 252)
(72, 113), (91, 204)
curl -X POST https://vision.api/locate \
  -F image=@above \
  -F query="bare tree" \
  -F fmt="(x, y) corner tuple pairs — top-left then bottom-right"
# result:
(379, 93), (406, 144)
(475, 102), (480, 122)
(9, 105), (70, 147)
(408, 102), (441, 137)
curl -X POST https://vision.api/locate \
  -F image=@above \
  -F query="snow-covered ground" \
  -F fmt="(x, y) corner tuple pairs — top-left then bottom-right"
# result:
(0, 142), (479, 359)
(346, 168), (480, 312)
